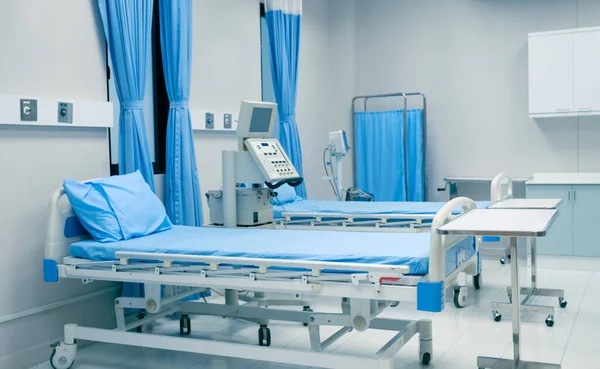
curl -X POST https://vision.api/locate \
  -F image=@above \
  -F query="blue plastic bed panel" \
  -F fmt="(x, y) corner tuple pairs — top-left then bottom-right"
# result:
(416, 281), (444, 312)
(43, 259), (59, 283)
(70, 226), (476, 277)
(273, 200), (490, 219)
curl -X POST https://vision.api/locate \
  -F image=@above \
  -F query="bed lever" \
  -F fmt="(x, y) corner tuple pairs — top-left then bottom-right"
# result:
(378, 277), (401, 284)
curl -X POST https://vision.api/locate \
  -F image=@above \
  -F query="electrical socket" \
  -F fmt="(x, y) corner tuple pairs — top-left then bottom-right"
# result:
(224, 113), (232, 129)
(205, 112), (214, 129)
(20, 99), (37, 121)
(57, 102), (73, 123)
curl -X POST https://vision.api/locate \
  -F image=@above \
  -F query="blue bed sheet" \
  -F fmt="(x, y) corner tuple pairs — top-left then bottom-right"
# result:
(273, 200), (490, 219)
(70, 226), (475, 276)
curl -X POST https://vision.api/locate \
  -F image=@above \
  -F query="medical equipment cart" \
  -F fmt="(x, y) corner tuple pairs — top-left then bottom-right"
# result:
(438, 208), (560, 369)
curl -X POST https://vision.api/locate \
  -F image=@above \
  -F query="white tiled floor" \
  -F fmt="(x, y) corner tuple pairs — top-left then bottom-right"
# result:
(32, 256), (600, 369)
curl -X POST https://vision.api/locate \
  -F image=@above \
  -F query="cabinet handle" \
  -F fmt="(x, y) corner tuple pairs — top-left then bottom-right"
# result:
(556, 109), (570, 112)
(578, 108), (592, 112)
(568, 190), (571, 202)
(574, 190), (576, 202)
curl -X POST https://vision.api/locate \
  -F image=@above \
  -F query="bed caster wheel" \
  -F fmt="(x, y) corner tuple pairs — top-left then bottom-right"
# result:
(453, 286), (467, 308)
(258, 325), (271, 347)
(559, 297), (568, 308)
(420, 352), (431, 365)
(390, 301), (400, 307)
(49, 342), (76, 369)
(473, 273), (482, 290)
(137, 323), (154, 333)
(545, 315), (555, 327)
(500, 255), (511, 265)
(493, 310), (502, 322)
(302, 306), (313, 327)
(179, 314), (191, 336)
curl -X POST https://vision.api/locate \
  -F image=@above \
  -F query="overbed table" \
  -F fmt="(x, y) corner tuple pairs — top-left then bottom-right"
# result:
(489, 198), (565, 327)
(438, 208), (560, 369)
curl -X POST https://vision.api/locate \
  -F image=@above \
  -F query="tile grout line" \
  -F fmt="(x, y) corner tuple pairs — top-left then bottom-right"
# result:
(559, 271), (592, 365)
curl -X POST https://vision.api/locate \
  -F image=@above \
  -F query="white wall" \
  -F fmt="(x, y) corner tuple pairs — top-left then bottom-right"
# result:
(354, 0), (600, 200)
(191, 0), (262, 218)
(297, 0), (335, 199)
(0, 1), (117, 367)
(191, 0), (349, 211)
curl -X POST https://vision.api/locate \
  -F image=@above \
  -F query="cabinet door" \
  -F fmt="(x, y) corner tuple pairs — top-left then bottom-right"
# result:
(574, 31), (600, 112)
(526, 185), (573, 256)
(572, 185), (600, 257)
(529, 33), (574, 115)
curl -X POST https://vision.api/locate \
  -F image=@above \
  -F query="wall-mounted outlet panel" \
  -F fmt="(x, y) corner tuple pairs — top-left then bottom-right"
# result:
(190, 109), (238, 132)
(224, 113), (232, 129)
(0, 94), (112, 128)
(57, 102), (73, 123)
(205, 112), (214, 129)
(20, 99), (37, 121)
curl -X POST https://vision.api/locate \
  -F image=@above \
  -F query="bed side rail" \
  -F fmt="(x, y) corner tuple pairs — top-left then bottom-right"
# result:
(44, 187), (90, 282)
(491, 173), (513, 204)
(114, 251), (410, 279)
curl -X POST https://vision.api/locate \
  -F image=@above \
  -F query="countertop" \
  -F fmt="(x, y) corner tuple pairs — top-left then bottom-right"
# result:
(527, 173), (600, 185)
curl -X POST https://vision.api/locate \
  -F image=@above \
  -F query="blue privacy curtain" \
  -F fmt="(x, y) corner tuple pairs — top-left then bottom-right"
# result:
(355, 110), (406, 201)
(265, 0), (306, 198)
(98, 0), (155, 191)
(406, 110), (425, 201)
(159, 0), (203, 227)
(355, 109), (425, 202)
(98, 0), (155, 302)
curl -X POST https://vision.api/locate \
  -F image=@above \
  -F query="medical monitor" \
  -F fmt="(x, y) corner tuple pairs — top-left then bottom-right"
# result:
(236, 101), (278, 138)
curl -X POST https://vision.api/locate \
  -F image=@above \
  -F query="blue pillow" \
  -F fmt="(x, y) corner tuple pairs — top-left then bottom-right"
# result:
(63, 171), (172, 243)
(273, 184), (301, 204)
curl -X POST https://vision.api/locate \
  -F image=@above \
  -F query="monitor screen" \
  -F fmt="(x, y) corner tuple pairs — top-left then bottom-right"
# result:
(249, 107), (273, 133)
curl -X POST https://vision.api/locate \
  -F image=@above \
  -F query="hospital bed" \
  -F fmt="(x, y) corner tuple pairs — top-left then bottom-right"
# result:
(43, 190), (480, 369)
(274, 199), (491, 231)
(272, 172), (516, 232)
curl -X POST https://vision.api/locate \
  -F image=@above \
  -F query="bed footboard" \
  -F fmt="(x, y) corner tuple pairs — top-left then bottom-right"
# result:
(416, 197), (476, 312)
(491, 173), (513, 204)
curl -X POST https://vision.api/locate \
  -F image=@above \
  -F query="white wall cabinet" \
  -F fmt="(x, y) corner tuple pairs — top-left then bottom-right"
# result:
(574, 30), (600, 113)
(529, 27), (600, 118)
(528, 33), (574, 116)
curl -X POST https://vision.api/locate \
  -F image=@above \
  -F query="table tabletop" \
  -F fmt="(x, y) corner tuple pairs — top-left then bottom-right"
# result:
(437, 208), (557, 237)
(489, 198), (562, 210)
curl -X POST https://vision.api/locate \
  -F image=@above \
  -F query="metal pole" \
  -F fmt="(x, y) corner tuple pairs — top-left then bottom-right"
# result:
(510, 236), (521, 364)
(531, 237), (537, 290)
(403, 94), (408, 201)
(222, 151), (237, 228)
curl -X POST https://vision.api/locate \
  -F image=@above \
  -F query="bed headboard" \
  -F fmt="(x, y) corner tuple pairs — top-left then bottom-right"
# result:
(44, 187), (90, 262)
(491, 173), (513, 204)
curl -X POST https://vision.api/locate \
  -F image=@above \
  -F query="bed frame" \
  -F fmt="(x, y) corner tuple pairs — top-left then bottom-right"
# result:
(275, 172), (511, 232)
(43, 191), (479, 369)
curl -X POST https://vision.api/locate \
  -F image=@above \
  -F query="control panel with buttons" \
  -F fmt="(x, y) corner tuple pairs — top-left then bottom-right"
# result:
(244, 138), (301, 182)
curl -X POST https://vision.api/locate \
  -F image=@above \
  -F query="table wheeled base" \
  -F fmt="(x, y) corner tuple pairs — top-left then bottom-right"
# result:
(480, 238), (561, 369)
(478, 356), (561, 369)
(493, 238), (567, 326)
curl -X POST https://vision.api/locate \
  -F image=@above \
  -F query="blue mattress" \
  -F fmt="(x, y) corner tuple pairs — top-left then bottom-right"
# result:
(273, 200), (490, 219)
(70, 226), (475, 276)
